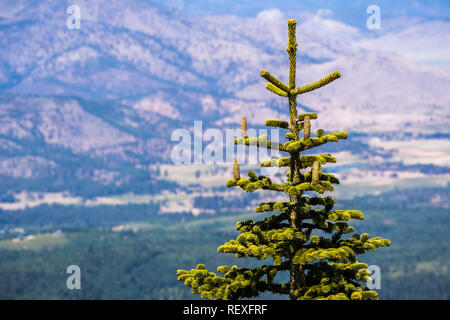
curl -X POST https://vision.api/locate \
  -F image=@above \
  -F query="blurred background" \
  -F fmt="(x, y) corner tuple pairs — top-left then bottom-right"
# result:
(0, 0), (448, 299)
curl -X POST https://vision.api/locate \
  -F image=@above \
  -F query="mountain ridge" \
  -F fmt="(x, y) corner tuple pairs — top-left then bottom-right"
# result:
(0, 0), (448, 196)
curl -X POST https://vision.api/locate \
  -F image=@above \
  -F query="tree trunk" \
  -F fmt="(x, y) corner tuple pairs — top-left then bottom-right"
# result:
(287, 19), (305, 300)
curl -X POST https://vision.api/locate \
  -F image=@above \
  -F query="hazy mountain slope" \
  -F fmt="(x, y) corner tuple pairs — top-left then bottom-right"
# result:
(354, 20), (450, 70)
(0, 0), (448, 197)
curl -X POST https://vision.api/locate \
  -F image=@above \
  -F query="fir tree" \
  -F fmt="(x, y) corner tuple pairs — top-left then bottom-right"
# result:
(177, 19), (390, 300)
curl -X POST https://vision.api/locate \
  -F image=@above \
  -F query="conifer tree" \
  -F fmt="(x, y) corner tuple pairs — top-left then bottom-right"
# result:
(177, 19), (390, 300)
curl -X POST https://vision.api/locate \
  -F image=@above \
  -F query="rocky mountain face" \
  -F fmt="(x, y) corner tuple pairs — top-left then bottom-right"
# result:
(0, 0), (448, 198)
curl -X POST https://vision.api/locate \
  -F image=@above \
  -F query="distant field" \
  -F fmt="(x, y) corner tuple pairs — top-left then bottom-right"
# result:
(0, 201), (448, 299)
(0, 233), (67, 251)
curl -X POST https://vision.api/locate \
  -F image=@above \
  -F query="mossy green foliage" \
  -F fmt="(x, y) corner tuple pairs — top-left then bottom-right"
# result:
(177, 19), (390, 300)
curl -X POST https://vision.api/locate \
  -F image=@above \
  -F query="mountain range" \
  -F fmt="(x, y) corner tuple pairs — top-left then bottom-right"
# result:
(0, 0), (448, 204)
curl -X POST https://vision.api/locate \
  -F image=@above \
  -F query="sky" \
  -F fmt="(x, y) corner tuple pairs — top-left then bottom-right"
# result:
(147, 0), (450, 27)
(142, 0), (450, 69)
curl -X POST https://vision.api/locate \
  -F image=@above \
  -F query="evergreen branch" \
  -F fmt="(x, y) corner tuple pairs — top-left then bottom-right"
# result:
(234, 136), (284, 151)
(218, 239), (276, 260)
(283, 132), (347, 153)
(266, 83), (288, 97)
(303, 171), (340, 184)
(265, 119), (289, 129)
(296, 267), (377, 300)
(254, 202), (291, 213)
(303, 195), (336, 209)
(226, 178), (285, 192)
(260, 158), (291, 167)
(285, 132), (296, 140)
(298, 113), (318, 121)
(299, 221), (354, 235)
(260, 70), (290, 92)
(285, 181), (335, 196)
(238, 212), (290, 231)
(338, 234), (391, 254)
(219, 226), (307, 260)
(295, 71), (341, 95)
(292, 246), (355, 265)
(177, 264), (289, 300)
(328, 210), (364, 221)
(300, 154), (337, 168)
